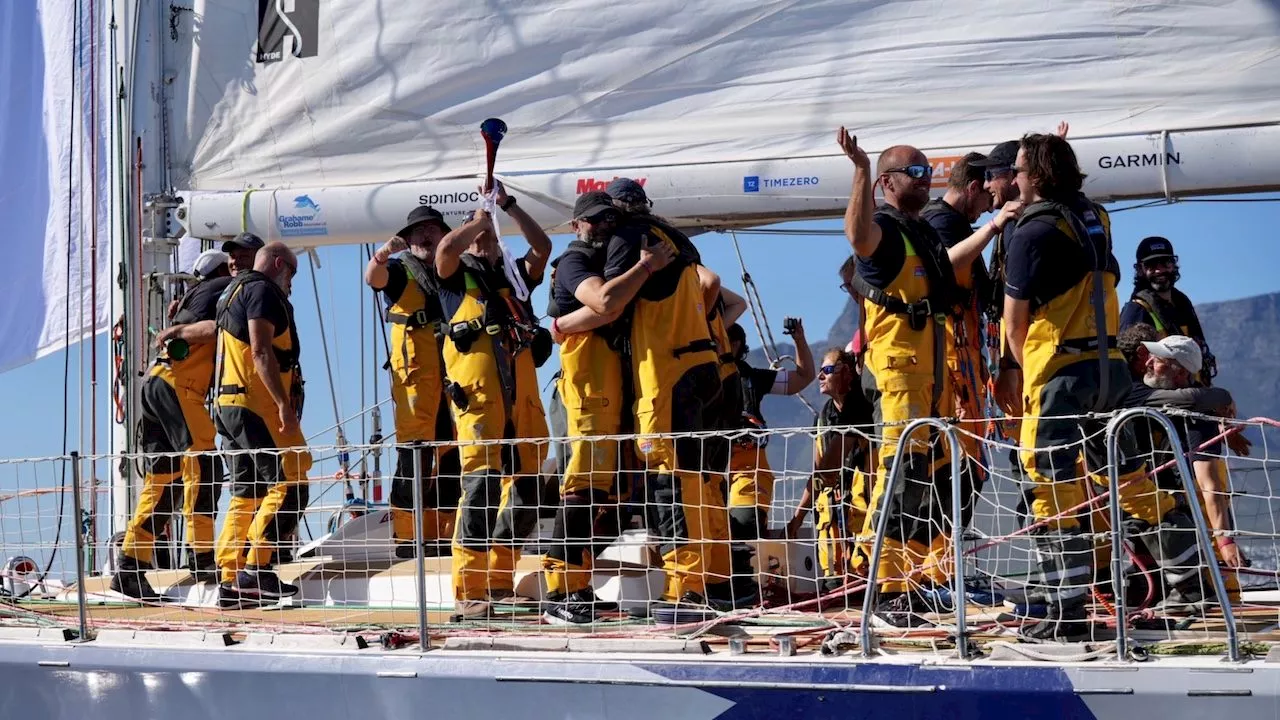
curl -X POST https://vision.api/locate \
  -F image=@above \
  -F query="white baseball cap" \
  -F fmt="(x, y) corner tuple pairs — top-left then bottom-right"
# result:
(1142, 335), (1202, 376)
(192, 249), (229, 279)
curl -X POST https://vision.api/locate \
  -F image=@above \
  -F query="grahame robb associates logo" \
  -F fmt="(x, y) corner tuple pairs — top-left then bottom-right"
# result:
(257, 0), (319, 63)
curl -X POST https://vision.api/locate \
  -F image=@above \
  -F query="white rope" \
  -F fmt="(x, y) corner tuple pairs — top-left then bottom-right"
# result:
(485, 186), (530, 302)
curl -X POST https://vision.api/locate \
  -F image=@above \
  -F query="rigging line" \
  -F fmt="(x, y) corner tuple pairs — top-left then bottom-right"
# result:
(306, 250), (346, 456)
(39, 0), (87, 600)
(727, 230), (816, 416)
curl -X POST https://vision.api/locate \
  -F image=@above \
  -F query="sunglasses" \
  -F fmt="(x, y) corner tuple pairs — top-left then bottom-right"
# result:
(1142, 256), (1177, 269)
(885, 164), (933, 180)
(984, 167), (1013, 181)
(819, 364), (839, 375)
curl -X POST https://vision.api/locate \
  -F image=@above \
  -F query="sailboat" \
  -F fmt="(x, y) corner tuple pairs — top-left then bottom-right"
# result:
(4, 0), (1280, 717)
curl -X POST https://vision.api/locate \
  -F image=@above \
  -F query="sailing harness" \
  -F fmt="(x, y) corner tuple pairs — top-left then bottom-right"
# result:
(1015, 198), (1115, 412)
(845, 205), (958, 415)
(387, 254), (447, 336)
(214, 270), (305, 418)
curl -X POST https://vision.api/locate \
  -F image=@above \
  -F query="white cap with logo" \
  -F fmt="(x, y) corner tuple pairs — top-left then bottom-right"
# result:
(192, 249), (229, 279)
(1142, 335), (1203, 376)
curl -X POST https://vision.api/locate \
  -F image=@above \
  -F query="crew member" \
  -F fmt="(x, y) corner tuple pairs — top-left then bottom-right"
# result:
(435, 183), (552, 619)
(838, 128), (1013, 625)
(213, 242), (312, 609)
(540, 191), (676, 624)
(222, 232), (265, 277)
(1125, 335), (1249, 587)
(1120, 237), (1216, 386)
(366, 206), (462, 559)
(601, 181), (729, 612)
(722, 320), (815, 603)
(1003, 133), (1205, 639)
(113, 250), (232, 600)
(920, 152), (1010, 586)
(787, 349), (874, 606)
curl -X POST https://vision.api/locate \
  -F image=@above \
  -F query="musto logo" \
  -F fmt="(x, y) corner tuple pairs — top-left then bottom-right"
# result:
(743, 176), (819, 192)
(277, 194), (328, 237)
(576, 177), (646, 194)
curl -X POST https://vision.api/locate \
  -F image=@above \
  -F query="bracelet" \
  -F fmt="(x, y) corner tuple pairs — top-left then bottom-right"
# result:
(499, 195), (517, 212)
(640, 259), (654, 275)
(552, 318), (561, 336)
(1216, 536), (1236, 549)
(987, 219), (1000, 235)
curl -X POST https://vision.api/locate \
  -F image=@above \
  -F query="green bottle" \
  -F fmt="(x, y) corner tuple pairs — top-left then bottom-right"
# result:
(150, 326), (190, 361)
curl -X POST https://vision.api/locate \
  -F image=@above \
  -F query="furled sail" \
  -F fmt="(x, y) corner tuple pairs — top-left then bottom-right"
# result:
(171, 0), (1280, 243)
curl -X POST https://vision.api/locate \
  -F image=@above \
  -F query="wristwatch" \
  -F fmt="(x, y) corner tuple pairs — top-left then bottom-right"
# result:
(499, 195), (517, 212)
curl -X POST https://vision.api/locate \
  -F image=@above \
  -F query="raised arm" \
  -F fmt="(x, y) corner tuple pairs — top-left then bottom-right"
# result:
(719, 287), (748, 325)
(435, 211), (490, 279)
(838, 127), (881, 258)
(783, 320), (815, 395)
(494, 183), (552, 283)
(365, 236), (406, 289)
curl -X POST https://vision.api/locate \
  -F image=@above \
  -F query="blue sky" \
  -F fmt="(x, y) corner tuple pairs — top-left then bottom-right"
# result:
(3, 193), (1278, 466)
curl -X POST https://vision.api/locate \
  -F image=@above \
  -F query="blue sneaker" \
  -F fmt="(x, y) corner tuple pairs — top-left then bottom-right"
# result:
(920, 584), (1006, 610)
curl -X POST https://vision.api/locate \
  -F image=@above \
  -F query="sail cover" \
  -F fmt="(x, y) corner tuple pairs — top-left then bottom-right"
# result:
(173, 0), (1280, 191)
(0, 0), (111, 373)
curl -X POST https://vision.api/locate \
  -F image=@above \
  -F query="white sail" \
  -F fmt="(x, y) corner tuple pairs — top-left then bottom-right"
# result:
(170, 0), (1280, 193)
(0, 0), (113, 373)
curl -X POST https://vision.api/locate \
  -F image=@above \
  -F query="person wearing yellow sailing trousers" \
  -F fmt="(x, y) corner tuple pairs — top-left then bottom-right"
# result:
(599, 186), (729, 614)
(366, 206), (462, 559)
(539, 191), (678, 624)
(112, 250), (233, 601)
(717, 320), (815, 604)
(435, 184), (552, 619)
(786, 349), (875, 607)
(838, 128), (1017, 626)
(1003, 133), (1206, 640)
(213, 242), (313, 608)
(1120, 335), (1247, 606)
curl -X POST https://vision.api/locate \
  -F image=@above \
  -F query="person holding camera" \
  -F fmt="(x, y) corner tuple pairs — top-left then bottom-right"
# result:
(718, 317), (815, 604)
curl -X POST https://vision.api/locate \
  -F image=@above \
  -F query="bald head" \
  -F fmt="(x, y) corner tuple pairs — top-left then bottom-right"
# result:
(876, 145), (932, 215)
(255, 241), (298, 293)
(876, 145), (926, 176)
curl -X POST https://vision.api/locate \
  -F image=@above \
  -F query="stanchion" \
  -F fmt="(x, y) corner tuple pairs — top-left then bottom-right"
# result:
(1106, 407), (1239, 663)
(411, 443), (431, 650)
(69, 452), (90, 641)
(860, 419), (967, 658)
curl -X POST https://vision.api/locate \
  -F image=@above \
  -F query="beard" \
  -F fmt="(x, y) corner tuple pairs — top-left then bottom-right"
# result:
(897, 186), (930, 215)
(408, 243), (433, 261)
(1147, 272), (1174, 292)
(1144, 372), (1177, 390)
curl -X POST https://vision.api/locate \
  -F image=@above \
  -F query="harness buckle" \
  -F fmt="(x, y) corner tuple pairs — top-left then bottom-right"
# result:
(906, 299), (931, 332)
(411, 309), (431, 327)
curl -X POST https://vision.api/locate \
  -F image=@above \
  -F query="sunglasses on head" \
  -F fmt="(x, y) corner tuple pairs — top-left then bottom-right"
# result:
(885, 164), (932, 180)
(984, 167), (1013, 181)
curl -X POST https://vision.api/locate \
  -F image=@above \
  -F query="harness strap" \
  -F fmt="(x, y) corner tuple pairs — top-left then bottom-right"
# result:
(672, 338), (717, 358)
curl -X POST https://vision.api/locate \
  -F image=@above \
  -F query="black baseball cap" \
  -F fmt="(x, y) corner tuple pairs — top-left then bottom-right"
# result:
(605, 178), (648, 204)
(222, 232), (265, 253)
(396, 205), (451, 239)
(573, 191), (616, 220)
(968, 140), (1019, 170)
(1136, 236), (1176, 263)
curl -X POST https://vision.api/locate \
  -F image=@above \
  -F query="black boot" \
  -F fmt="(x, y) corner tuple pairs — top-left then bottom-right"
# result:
(110, 555), (162, 602)
(1020, 603), (1091, 641)
(187, 551), (218, 584)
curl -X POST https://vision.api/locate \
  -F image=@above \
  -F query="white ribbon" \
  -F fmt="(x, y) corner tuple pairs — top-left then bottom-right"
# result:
(486, 184), (530, 302)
